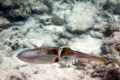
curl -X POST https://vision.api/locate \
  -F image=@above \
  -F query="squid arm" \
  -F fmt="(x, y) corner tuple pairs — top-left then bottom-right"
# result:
(73, 51), (107, 62)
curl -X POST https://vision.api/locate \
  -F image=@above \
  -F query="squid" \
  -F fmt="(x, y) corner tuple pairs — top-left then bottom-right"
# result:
(17, 43), (107, 63)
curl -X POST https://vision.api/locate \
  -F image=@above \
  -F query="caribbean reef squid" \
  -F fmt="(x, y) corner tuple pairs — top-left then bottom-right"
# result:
(17, 43), (107, 63)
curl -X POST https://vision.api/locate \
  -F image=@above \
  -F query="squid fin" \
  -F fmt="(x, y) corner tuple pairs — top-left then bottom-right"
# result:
(40, 40), (57, 48)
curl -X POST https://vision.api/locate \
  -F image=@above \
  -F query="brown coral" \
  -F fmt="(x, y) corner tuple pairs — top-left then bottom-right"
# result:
(102, 25), (119, 37)
(115, 44), (120, 52)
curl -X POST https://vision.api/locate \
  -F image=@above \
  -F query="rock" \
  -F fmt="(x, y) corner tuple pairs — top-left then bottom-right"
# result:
(37, 14), (52, 25)
(0, 0), (33, 19)
(7, 4), (31, 19)
(51, 14), (65, 25)
(42, 0), (53, 14)
(32, 3), (49, 14)
(66, 2), (98, 34)
(0, 16), (11, 29)
(0, 0), (13, 8)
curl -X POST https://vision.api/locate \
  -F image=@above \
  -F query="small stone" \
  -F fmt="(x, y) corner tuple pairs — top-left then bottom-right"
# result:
(20, 64), (27, 67)
(33, 70), (38, 74)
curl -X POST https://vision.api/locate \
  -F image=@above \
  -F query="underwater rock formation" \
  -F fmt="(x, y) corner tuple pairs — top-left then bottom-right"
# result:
(0, 0), (55, 19)
(0, 0), (13, 8)
(105, 68), (120, 80)
(42, 0), (53, 14)
(103, 0), (120, 15)
(101, 25), (120, 80)
(0, 16), (11, 30)
(105, 60), (120, 80)
(101, 32), (120, 55)
(0, 0), (34, 19)
(7, 3), (31, 19)
(66, 2), (98, 34)
(32, 3), (49, 14)
(51, 14), (65, 25)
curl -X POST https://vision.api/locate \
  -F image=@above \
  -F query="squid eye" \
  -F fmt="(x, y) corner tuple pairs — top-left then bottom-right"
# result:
(62, 55), (71, 60)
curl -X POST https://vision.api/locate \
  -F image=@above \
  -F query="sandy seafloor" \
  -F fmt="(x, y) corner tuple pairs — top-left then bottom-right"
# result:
(0, 0), (120, 80)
